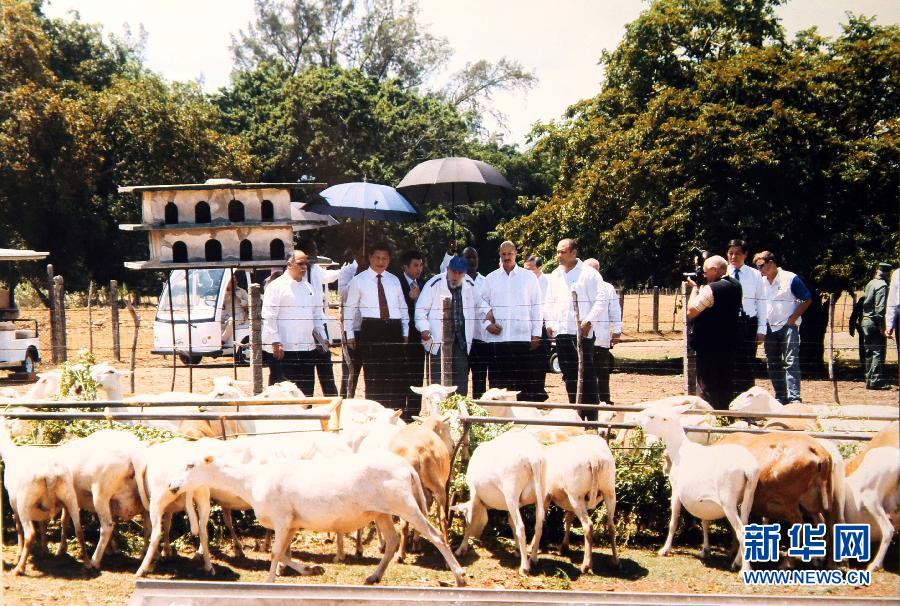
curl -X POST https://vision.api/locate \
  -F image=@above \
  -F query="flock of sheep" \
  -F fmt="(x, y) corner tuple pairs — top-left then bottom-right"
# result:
(1, 363), (898, 587)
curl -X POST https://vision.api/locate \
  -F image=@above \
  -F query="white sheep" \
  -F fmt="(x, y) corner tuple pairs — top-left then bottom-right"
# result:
(637, 404), (759, 571)
(410, 384), (458, 417)
(51, 429), (148, 569)
(453, 431), (546, 575)
(0, 417), (89, 575)
(843, 446), (900, 571)
(543, 434), (618, 572)
(601, 394), (718, 446)
(167, 449), (467, 585)
(479, 388), (584, 443)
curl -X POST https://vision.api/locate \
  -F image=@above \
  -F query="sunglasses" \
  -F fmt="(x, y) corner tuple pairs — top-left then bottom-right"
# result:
(755, 260), (769, 269)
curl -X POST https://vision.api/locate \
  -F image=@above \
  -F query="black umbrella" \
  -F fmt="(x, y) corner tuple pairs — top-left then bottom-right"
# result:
(396, 157), (513, 238)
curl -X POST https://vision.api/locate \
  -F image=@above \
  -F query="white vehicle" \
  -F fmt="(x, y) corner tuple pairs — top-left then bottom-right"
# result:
(153, 264), (340, 366)
(0, 249), (47, 375)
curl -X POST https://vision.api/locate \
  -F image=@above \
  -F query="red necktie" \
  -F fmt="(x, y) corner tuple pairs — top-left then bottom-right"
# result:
(377, 274), (389, 320)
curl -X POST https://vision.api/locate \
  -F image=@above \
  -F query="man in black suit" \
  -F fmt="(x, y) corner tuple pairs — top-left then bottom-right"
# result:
(398, 250), (426, 420)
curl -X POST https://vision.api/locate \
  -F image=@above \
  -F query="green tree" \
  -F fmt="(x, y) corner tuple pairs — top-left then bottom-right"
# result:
(502, 1), (898, 373)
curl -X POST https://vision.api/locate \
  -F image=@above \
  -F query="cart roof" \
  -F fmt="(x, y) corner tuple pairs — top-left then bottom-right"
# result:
(0, 248), (49, 262)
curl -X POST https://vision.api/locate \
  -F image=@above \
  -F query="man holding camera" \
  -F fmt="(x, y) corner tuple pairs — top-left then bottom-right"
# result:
(687, 255), (742, 410)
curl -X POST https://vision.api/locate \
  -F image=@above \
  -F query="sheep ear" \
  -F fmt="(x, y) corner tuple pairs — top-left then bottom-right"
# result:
(410, 386), (424, 394)
(444, 386), (458, 394)
(203, 455), (215, 464)
(391, 409), (403, 418)
(412, 415), (423, 423)
(672, 404), (692, 414)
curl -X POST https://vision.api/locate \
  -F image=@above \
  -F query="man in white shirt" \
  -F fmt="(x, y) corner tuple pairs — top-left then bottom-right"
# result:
(398, 250), (426, 418)
(545, 239), (610, 418)
(523, 255), (550, 401)
(297, 239), (339, 396)
(481, 242), (542, 394)
(583, 258), (622, 406)
(726, 239), (767, 395)
(344, 242), (409, 408)
(415, 256), (487, 394)
(442, 245), (491, 397)
(261, 250), (327, 395)
(754, 251), (812, 404)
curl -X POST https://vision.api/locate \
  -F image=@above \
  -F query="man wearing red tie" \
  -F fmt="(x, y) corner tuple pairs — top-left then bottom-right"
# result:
(344, 243), (409, 408)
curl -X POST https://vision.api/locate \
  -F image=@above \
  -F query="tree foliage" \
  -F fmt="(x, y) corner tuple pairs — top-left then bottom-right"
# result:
(503, 1), (898, 293)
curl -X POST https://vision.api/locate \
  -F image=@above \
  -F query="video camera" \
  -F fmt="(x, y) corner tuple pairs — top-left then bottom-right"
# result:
(683, 247), (709, 285)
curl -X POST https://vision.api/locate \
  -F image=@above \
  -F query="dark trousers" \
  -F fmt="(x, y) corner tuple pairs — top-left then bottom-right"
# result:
(340, 343), (362, 398)
(490, 341), (531, 393)
(593, 346), (614, 405)
(861, 319), (888, 388)
(359, 318), (405, 409)
(401, 337), (426, 420)
(469, 339), (491, 398)
(522, 328), (549, 402)
(313, 347), (338, 396)
(556, 334), (599, 419)
(267, 350), (316, 396)
(696, 348), (735, 410)
(733, 316), (759, 395)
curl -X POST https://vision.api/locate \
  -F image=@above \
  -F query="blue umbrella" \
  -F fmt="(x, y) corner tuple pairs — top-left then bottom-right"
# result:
(303, 182), (420, 252)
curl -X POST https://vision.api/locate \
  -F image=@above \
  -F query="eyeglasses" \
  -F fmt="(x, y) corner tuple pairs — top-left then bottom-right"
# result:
(755, 260), (768, 269)
(289, 261), (308, 267)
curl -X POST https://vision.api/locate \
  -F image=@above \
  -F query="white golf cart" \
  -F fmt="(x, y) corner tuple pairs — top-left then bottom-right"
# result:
(0, 248), (47, 375)
(152, 262), (341, 366)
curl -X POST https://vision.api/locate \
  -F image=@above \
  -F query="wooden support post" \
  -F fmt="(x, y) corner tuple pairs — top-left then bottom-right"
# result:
(110, 280), (121, 362)
(683, 281), (696, 395)
(618, 290), (625, 331)
(652, 286), (660, 333)
(166, 272), (177, 391)
(249, 284), (263, 395)
(573, 291), (583, 405)
(828, 293), (839, 404)
(440, 295), (452, 387)
(53, 275), (67, 363)
(87, 281), (95, 355)
(47, 264), (58, 363)
(184, 271), (193, 392)
(636, 291), (641, 332)
(125, 300), (140, 394)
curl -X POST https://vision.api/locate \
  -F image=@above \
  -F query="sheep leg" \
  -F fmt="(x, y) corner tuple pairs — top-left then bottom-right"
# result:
(401, 501), (466, 587)
(568, 494), (594, 574)
(864, 494), (894, 571)
(161, 511), (172, 559)
(139, 512), (151, 557)
(367, 514), (400, 584)
(56, 508), (69, 557)
(193, 490), (215, 575)
(89, 484), (117, 569)
(504, 499), (532, 575)
(355, 527), (363, 557)
(602, 484), (619, 567)
(13, 510), (24, 563)
(267, 527), (323, 583)
(559, 510), (573, 554)
(222, 509), (245, 559)
(454, 498), (488, 557)
(722, 503), (748, 572)
(136, 502), (166, 576)
(13, 510), (36, 575)
(334, 532), (345, 563)
(699, 520), (710, 559)
(58, 484), (88, 567)
(397, 519), (410, 562)
(38, 521), (48, 554)
(659, 494), (682, 557)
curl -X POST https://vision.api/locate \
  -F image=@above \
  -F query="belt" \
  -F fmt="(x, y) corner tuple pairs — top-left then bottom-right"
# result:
(361, 317), (401, 323)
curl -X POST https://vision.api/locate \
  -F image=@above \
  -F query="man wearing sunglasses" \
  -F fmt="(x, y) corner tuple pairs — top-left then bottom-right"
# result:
(753, 251), (812, 403)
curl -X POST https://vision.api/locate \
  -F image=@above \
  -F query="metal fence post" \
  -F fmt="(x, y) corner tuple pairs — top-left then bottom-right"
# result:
(53, 275), (67, 363)
(683, 281), (696, 395)
(125, 300), (140, 394)
(249, 284), (263, 395)
(441, 296), (452, 387)
(110, 280), (121, 361)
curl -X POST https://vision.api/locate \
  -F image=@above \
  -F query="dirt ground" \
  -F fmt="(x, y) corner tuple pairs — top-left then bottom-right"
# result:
(1, 304), (898, 604)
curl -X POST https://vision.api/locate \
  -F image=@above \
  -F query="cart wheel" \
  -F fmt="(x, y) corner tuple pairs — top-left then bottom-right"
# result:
(21, 350), (36, 374)
(549, 352), (561, 374)
(178, 354), (203, 366)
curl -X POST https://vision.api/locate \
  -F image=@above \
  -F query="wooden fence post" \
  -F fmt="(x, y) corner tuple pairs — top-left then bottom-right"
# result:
(441, 296), (452, 387)
(652, 286), (660, 333)
(125, 300), (140, 394)
(828, 293), (840, 404)
(87, 281), (95, 355)
(110, 280), (121, 362)
(636, 291), (642, 332)
(683, 281), (696, 395)
(47, 264), (58, 363)
(573, 291), (583, 405)
(249, 284), (263, 395)
(53, 275), (67, 363)
(618, 290), (625, 331)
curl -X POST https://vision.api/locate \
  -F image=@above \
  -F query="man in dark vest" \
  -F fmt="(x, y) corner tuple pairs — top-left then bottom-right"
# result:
(687, 254), (742, 410)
